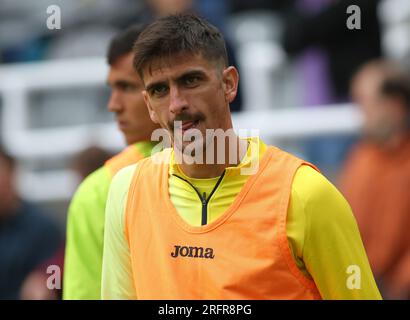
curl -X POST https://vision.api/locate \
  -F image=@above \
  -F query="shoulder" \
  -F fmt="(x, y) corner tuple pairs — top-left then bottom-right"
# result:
(109, 164), (138, 201)
(109, 145), (139, 162)
(292, 165), (354, 227)
(67, 166), (112, 229)
(69, 166), (111, 209)
(104, 164), (138, 237)
(112, 164), (138, 185)
(293, 165), (343, 202)
(117, 148), (172, 179)
(107, 149), (172, 209)
(75, 166), (111, 196)
(105, 145), (146, 178)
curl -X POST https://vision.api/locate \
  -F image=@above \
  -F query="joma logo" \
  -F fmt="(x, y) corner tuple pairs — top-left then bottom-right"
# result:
(170, 245), (215, 259)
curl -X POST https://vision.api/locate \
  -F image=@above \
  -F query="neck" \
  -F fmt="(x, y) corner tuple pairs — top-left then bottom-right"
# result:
(381, 129), (410, 151)
(176, 135), (248, 179)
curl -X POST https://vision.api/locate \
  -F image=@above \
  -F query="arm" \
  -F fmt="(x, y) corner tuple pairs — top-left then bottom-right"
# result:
(63, 168), (111, 300)
(288, 165), (382, 299)
(101, 164), (137, 300)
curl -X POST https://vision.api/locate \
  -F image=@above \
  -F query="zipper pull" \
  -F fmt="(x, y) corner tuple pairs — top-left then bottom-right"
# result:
(201, 192), (208, 226)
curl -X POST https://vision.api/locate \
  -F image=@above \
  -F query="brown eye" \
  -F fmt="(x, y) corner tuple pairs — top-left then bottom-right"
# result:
(184, 76), (200, 87)
(151, 85), (168, 97)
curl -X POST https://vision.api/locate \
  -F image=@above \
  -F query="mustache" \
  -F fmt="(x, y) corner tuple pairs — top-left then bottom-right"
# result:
(169, 112), (205, 130)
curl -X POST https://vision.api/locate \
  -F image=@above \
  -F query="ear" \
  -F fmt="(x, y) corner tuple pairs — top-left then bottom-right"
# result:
(388, 96), (408, 125)
(142, 90), (160, 124)
(222, 66), (239, 104)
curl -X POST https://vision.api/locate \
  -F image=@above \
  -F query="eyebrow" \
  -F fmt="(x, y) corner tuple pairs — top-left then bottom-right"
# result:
(145, 80), (168, 94)
(115, 80), (136, 87)
(145, 69), (207, 92)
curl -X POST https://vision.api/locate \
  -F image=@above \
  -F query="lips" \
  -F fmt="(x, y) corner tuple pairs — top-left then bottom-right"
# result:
(117, 120), (128, 131)
(181, 120), (199, 133)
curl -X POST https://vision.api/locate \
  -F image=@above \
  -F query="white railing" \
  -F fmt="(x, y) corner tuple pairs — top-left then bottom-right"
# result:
(0, 57), (124, 159)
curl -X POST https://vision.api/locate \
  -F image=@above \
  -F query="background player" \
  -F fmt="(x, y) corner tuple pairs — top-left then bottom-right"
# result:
(63, 25), (159, 300)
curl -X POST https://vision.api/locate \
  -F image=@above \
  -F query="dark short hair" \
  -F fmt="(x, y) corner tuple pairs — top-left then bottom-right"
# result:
(0, 145), (15, 170)
(107, 24), (146, 65)
(133, 13), (228, 78)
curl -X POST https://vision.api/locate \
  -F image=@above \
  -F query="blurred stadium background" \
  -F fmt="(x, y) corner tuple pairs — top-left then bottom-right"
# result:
(2, 0), (409, 226)
(0, 0), (409, 299)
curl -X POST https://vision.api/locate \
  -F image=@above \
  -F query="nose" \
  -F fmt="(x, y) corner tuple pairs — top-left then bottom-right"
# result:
(107, 90), (123, 113)
(169, 85), (188, 115)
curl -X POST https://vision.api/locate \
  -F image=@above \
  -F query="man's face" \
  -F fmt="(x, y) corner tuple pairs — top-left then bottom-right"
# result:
(107, 52), (157, 145)
(141, 53), (238, 152)
(351, 69), (394, 142)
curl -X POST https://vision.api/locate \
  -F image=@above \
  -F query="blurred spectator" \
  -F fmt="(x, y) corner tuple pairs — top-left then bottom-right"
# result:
(20, 244), (65, 300)
(281, 0), (382, 178)
(71, 145), (113, 183)
(0, 0), (143, 63)
(339, 59), (410, 299)
(19, 147), (114, 300)
(194, 0), (230, 33)
(282, 0), (382, 102)
(0, 146), (62, 299)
